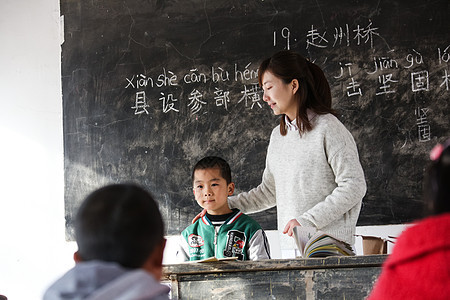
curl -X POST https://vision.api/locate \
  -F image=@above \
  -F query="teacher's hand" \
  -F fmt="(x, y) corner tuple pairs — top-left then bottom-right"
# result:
(192, 208), (207, 224)
(283, 219), (301, 237)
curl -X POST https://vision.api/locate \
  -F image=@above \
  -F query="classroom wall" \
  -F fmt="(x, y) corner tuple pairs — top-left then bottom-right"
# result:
(0, 1), (407, 299)
(0, 0), (77, 299)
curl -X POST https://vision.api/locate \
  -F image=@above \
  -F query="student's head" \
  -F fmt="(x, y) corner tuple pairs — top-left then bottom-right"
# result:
(192, 156), (235, 215)
(258, 50), (336, 135)
(74, 184), (166, 277)
(424, 139), (450, 215)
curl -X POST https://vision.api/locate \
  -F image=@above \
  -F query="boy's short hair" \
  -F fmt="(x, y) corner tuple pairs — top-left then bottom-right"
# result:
(192, 156), (232, 184)
(75, 184), (164, 268)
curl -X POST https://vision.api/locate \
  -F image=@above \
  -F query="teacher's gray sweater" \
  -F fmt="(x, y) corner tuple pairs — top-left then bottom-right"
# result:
(228, 113), (366, 250)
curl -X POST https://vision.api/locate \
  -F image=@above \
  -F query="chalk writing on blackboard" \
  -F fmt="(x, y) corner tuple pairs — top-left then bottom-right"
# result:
(411, 71), (429, 92)
(335, 63), (363, 97)
(125, 45), (448, 144)
(214, 87), (230, 111)
(131, 91), (149, 115)
(184, 69), (207, 84)
(416, 107), (431, 142)
(438, 46), (450, 64)
(159, 92), (179, 114)
(124, 20), (449, 127)
(188, 89), (205, 114)
(125, 62), (261, 116)
(367, 57), (398, 74)
(441, 70), (450, 90)
(306, 21), (380, 49)
(273, 27), (291, 50)
(375, 74), (398, 96)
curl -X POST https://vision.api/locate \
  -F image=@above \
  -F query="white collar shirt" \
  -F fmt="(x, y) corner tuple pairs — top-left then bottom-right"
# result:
(285, 116), (299, 131)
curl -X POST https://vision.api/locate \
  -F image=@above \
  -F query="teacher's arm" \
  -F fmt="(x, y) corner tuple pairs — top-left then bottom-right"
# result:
(228, 165), (277, 214)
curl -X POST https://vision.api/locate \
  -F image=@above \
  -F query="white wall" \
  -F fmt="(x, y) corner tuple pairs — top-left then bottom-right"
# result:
(0, 1), (77, 299)
(0, 1), (409, 299)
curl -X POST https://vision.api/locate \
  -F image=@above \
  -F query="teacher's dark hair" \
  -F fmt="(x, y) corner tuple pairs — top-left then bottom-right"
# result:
(258, 50), (337, 136)
(75, 184), (164, 268)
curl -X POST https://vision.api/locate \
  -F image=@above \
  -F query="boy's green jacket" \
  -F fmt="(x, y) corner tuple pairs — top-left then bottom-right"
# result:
(179, 210), (271, 261)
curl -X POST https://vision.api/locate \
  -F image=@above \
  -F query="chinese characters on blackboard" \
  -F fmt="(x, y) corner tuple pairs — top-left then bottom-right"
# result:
(126, 62), (262, 116)
(126, 21), (449, 143)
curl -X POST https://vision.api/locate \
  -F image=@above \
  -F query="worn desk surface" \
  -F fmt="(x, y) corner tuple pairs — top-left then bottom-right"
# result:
(163, 255), (387, 299)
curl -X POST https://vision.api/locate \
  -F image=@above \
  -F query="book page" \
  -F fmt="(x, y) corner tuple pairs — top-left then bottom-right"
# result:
(195, 256), (239, 263)
(292, 226), (317, 257)
(303, 232), (354, 257)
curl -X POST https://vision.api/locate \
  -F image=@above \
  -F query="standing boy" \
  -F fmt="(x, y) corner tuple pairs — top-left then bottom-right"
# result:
(178, 156), (270, 261)
(44, 184), (170, 300)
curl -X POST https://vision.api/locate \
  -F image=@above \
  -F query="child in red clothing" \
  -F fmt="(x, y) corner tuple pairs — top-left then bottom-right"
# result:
(368, 139), (450, 300)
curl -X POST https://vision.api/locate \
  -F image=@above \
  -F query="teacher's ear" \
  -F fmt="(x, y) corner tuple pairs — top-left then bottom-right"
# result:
(291, 79), (299, 94)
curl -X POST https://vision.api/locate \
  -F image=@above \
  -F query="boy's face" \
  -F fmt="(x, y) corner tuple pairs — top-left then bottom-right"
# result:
(193, 167), (234, 215)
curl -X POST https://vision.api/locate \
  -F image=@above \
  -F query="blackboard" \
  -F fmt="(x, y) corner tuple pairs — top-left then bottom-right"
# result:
(61, 0), (450, 239)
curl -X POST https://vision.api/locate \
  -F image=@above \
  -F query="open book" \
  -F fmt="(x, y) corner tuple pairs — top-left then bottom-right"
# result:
(194, 256), (239, 263)
(293, 226), (354, 258)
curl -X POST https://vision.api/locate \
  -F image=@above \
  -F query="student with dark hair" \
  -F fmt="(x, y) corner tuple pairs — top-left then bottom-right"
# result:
(179, 156), (270, 261)
(194, 50), (366, 256)
(44, 184), (170, 300)
(368, 139), (450, 299)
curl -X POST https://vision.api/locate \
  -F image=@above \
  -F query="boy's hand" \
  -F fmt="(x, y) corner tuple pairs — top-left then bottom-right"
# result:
(192, 209), (207, 224)
(283, 219), (301, 237)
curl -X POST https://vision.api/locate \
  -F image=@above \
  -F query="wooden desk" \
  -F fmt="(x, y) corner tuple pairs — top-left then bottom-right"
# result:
(163, 255), (387, 299)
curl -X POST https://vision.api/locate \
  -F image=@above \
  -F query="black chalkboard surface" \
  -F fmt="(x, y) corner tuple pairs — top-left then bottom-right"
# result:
(61, 0), (449, 239)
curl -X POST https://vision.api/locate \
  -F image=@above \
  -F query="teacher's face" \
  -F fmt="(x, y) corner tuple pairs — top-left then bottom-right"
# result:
(261, 71), (299, 121)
